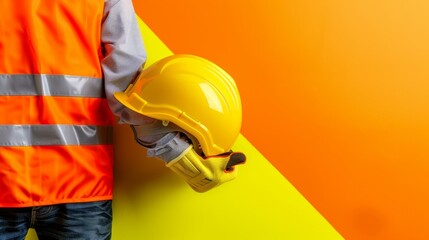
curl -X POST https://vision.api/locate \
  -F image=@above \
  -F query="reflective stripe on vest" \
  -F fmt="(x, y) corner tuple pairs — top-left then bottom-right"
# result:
(0, 125), (112, 146)
(0, 74), (105, 97)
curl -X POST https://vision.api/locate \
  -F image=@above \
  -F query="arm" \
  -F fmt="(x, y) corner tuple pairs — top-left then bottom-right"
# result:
(101, 0), (148, 125)
(101, 0), (190, 161)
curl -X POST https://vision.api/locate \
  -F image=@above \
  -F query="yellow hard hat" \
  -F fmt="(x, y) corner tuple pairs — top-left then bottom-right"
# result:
(114, 54), (242, 156)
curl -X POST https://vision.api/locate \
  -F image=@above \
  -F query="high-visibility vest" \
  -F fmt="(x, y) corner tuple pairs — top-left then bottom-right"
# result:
(0, 0), (115, 207)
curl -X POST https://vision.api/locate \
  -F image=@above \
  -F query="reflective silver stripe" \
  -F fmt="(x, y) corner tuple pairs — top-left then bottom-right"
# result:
(0, 125), (112, 146)
(0, 74), (105, 98)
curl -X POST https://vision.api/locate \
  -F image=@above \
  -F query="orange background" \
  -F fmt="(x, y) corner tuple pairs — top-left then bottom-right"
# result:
(133, 1), (429, 239)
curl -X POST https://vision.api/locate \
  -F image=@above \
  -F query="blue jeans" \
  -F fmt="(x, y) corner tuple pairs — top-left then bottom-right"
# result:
(0, 200), (112, 240)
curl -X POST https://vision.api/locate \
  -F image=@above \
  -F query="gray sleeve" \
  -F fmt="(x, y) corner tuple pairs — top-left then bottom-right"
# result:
(101, 0), (150, 125)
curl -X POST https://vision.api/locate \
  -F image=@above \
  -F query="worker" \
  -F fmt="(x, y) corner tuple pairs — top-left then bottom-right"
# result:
(0, 1), (244, 239)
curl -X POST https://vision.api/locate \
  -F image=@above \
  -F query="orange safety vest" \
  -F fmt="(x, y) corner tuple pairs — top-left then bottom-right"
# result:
(0, 1), (115, 207)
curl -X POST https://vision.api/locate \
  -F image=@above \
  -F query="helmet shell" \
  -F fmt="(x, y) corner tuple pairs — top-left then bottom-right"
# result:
(114, 54), (242, 156)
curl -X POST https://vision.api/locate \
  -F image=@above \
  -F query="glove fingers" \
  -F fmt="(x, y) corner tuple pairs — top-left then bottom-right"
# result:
(225, 152), (246, 172)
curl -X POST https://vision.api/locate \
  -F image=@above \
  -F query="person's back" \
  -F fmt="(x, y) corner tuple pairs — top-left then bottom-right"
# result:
(0, 0), (114, 209)
(0, 1), (146, 239)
